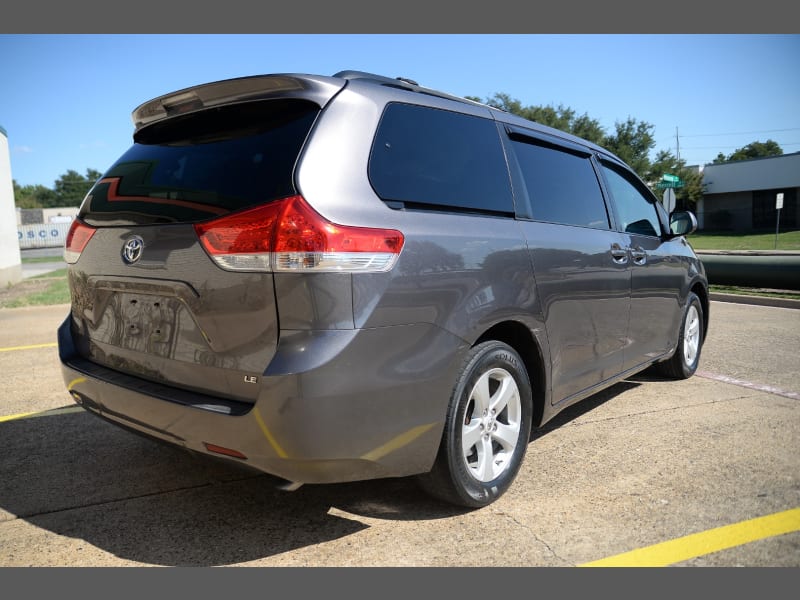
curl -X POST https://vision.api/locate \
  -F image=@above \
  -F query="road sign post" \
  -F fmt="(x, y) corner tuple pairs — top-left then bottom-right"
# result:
(662, 187), (676, 214)
(775, 193), (784, 249)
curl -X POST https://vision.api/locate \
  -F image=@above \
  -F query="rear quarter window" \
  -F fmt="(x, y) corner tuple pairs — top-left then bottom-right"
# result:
(368, 103), (514, 215)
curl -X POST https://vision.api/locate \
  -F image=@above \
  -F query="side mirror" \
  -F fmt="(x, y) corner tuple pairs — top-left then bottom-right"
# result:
(670, 211), (697, 236)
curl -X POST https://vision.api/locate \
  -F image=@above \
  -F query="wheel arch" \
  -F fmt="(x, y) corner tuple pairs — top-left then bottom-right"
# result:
(474, 320), (547, 427)
(690, 280), (710, 341)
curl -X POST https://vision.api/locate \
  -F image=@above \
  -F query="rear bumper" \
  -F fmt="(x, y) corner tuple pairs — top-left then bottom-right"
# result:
(58, 315), (465, 484)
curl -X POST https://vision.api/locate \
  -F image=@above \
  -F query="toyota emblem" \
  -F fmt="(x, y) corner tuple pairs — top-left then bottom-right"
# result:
(122, 236), (144, 264)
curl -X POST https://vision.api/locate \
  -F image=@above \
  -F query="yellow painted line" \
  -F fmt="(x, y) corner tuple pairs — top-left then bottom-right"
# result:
(253, 409), (436, 464)
(0, 405), (85, 423)
(581, 507), (800, 567)
(67, 376), (86, 391)
(253, 408), (288, 458)
(0, 342), (58, 352)
(360, 423), (437, 462)
(0, 410), (39, 423)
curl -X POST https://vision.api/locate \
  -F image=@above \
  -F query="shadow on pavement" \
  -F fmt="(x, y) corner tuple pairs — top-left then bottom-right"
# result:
(530, 379), (641, 441)
(0, 408), (464, 566)
(0, 377), (648, 566)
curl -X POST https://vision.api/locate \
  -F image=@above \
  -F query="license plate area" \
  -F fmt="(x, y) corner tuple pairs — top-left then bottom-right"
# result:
(95, 292), (185, 358)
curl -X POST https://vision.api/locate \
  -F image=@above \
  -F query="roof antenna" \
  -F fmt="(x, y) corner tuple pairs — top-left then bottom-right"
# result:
(396, 77), (419, 86)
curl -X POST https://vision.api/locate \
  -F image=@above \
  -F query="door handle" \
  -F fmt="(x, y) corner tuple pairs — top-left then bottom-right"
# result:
(610, 243), (629, 265)
(630, 246), (647, 266)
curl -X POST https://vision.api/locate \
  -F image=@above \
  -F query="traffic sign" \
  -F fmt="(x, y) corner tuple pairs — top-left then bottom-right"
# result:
(662, 173), (680, 183)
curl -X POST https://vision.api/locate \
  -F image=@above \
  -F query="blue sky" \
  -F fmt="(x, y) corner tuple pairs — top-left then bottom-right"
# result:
(1, 34), (798, 188)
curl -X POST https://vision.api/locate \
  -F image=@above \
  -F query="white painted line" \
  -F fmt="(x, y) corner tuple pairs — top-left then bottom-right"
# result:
(696, 370), (800, 400)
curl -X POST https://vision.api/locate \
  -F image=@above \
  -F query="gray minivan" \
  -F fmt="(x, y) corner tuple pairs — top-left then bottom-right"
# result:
(59, 70), (708, 508)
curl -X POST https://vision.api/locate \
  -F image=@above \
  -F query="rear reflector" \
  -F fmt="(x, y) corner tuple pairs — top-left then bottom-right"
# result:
(203, 442), (248, 460)
(195, 195), (404, 273)
(64, 219), (96, 264)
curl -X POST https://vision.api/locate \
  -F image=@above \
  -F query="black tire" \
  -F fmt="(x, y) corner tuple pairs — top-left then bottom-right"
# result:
(655, 292), (704, 380)
(417, 340), (533, 508)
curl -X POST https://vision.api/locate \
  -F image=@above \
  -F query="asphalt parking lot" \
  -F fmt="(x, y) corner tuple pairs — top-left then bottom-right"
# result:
(0, 300), (798, 567)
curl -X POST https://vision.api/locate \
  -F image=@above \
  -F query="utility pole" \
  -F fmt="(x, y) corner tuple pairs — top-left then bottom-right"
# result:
(675, 127), (681, 210)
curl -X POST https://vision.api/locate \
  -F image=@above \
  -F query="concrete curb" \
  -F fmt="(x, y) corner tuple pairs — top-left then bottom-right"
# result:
(21, 261), (66, 279)
(710, 292), (800, 310)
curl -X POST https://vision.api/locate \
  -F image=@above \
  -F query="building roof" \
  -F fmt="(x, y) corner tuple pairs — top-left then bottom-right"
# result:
(702, 152), (800, 195)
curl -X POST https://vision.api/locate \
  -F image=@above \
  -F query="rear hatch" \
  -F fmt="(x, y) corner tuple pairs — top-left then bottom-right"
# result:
(65, 83), (335, 404)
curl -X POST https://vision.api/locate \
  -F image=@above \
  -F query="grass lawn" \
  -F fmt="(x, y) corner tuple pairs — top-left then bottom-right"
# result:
(688, 230), (800, 251)
(1, 270), (69, 309)
(710, 285), (800, 300)
(20, 255), (65, 264)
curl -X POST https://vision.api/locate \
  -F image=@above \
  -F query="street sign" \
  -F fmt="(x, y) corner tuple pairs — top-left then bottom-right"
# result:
(776, 193), (784, 210)
(656, 173), (684, 189)
(656, 180), (685, 189)
(662, 188), (676, 214)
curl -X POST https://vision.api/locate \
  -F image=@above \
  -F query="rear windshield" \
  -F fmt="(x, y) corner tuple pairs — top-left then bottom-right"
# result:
(79, 99), (319, 226)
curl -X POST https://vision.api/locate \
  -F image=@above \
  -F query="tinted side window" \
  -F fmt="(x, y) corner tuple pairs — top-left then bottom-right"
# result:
(369, 103), (513, 214)
(601, 163), (662, 237)
(511, 139), (609, 229)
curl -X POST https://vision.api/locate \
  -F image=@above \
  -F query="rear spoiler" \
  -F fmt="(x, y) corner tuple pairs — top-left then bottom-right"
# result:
(131, 74), (345, 133)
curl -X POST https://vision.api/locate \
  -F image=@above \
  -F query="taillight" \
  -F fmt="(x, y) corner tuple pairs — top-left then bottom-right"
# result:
(194, 195), (404, 273)
(64, 219), (96, 264)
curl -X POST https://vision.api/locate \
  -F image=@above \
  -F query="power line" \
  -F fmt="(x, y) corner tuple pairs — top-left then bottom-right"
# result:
(658, 127), (800, 144)
(678, 127), (800, 138)
(680, 141), (800, 150)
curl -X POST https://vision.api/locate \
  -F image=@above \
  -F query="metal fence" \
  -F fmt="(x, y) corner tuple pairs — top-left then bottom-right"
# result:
(18, 222), (72, 249)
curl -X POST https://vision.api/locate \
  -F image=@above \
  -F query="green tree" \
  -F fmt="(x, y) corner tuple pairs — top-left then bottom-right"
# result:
(14, 168), (101, 208)
(471, 93), (607, 146)
(712, 139), (783, 163)
(645, 150), (703, 213)
(602, 117), (656, 179)
(680, 168), (704, 214)
(647, 149), (678, 184)
(54, 169), (96, 205)
(468, 93), (654, 179)
(570, 114), (606, 147)
(13, 180), (58, 208)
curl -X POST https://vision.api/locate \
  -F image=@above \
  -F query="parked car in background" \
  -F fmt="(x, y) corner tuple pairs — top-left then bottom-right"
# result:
(59, 70), (708, 508)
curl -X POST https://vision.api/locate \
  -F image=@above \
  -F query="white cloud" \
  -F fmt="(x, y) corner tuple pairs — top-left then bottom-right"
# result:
(13, 145), (33, 153)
